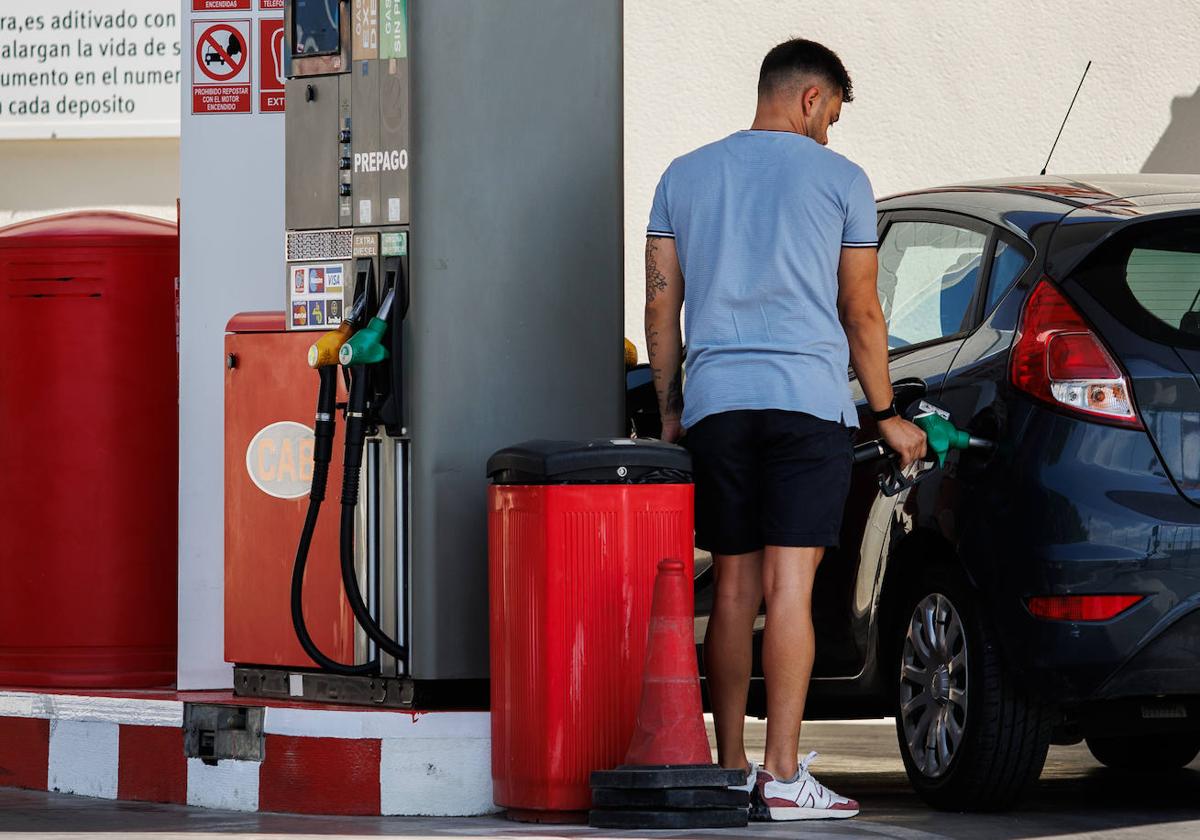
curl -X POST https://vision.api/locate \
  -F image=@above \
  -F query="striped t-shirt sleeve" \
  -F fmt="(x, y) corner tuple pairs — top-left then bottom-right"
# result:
(647, 169), (675, 238)
(842, 169), (878, 248)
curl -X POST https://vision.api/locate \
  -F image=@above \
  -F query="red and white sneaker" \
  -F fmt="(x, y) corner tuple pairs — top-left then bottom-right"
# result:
(757, 752), (859, 820)
(728, 760), (762, 795)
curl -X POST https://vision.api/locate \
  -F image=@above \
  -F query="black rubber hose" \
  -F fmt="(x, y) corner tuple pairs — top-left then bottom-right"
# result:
(340, 367), (410, 662)
(290, 366), (376, 676)
(338, 365), (408, 662)
(853, 439), (893, 464)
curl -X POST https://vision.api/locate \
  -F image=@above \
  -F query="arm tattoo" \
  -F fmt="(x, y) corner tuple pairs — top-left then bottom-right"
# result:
(665, 369), (684, 416)
(645, 239), (668, 303)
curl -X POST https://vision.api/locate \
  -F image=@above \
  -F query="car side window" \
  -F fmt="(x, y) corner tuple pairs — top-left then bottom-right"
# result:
(877, 220), (988, 349)
(984, 238), (1031, 314)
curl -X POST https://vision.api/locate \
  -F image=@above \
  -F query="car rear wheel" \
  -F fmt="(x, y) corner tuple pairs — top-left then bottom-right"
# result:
(1086, 733), (1200, 771)
(894, 571), (1052, 810)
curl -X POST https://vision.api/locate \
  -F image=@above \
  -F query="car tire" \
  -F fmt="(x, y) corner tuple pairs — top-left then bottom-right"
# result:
(1086, 733), (1200, 771)
(893, 570), (1052, 811)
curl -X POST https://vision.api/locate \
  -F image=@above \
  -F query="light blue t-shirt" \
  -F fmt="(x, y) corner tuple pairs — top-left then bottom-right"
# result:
(648, 130), (877, 429)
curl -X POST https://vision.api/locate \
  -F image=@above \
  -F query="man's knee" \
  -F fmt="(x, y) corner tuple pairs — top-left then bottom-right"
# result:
(714, 574), (762, 612)
(762, 549), (821, 605)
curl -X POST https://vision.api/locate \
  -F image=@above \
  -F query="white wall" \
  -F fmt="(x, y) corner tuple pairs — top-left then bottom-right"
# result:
(0, 139), (178, 225)
(623, 0), (1200, 352)
(177, 4), (284, 689)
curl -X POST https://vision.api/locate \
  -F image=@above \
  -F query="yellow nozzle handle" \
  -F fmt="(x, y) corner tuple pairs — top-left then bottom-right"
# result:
(308, 321), (355, 368)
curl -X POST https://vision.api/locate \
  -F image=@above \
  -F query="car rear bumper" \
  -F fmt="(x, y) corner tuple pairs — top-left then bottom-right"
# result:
(957, 403), (1200, 704)
(996, 598), (1200, 703)
(1097, 607), (1200, 698)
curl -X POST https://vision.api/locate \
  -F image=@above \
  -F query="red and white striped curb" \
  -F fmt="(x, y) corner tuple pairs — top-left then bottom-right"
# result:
(0, 690), (495, 816)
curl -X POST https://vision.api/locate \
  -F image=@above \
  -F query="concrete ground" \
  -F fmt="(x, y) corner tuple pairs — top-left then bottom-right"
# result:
(3, 718), (1198, 839)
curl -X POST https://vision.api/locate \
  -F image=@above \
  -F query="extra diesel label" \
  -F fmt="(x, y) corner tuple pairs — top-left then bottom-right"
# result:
(354, 148), (408, 173)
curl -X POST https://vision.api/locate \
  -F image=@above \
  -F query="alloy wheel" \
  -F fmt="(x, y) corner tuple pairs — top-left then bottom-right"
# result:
(899, 593), (969, 779)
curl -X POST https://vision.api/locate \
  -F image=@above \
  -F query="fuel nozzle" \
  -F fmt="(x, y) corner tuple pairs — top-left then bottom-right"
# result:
(911, 410), (996, 467)
(852, 400), (994, 497)
(338, 287), (395, 367)
(913, 412), (969, 467)
(308, 295), (370, 368)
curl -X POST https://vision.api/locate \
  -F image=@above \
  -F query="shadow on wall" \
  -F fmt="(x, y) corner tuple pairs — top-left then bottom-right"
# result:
(1142, 86), (1200, 174)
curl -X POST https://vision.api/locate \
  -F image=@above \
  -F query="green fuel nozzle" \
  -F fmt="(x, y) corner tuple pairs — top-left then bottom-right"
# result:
(308, 294), (370, 368)
(852, 401), (994, 497)
(338, 287), (395, 366)
(913, 412), (972, 467)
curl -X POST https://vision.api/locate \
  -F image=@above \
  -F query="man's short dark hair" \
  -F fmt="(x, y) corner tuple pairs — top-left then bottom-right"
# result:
(758, 39), (853, 102)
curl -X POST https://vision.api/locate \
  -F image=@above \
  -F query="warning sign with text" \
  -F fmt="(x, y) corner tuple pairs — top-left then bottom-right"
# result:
(193, 0), (251, 11)
(258, 18), (285, 113)
(0, 1), (182, 139)
(192, 19), (251, 114)
(259, 0), (285, 10)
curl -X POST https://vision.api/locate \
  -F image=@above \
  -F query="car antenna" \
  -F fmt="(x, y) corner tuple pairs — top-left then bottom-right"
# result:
(1040, 61), (1092, 175)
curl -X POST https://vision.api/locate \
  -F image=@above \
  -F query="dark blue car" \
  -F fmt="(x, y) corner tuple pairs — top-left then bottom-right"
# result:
(627, 174), (1200, 810)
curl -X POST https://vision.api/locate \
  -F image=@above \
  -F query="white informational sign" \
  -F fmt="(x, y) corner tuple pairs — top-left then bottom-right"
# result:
(0, 2), (182, 139)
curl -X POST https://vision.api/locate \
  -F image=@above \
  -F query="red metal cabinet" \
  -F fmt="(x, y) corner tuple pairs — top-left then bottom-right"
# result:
(224, 313), (357, 668)
(0, 212), (178, 688)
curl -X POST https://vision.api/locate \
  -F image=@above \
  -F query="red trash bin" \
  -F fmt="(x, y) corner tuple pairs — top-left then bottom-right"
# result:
(487, 439), (694, 821)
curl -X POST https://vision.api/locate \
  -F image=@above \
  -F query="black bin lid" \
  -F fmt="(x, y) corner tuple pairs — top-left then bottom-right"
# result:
(487, 438), (692, 485)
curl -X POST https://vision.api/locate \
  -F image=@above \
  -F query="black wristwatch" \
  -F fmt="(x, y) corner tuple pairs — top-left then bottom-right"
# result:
(871, 401), (898, 422)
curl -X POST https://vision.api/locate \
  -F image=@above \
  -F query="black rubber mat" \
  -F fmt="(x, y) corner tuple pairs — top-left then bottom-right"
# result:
(588, 808), (749, 829)
(590, 765), (745, 789)
(591, 786), (748, 809)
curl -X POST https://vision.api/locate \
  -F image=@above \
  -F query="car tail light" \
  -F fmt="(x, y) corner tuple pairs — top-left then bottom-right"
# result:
(1010, 280), (1142, 428)
(1027, 594), (1144, 621)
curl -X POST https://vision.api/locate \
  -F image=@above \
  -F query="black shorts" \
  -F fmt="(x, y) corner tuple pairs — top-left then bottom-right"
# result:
(683, 409), (854, 554)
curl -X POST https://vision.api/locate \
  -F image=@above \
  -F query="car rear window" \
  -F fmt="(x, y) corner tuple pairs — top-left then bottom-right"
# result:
(1070, 216), (1200, 348)
(1125, 248), (1200, 330)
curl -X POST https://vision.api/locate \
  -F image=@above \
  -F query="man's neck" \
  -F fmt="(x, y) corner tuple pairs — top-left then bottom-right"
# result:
(750, 108), (807, 136)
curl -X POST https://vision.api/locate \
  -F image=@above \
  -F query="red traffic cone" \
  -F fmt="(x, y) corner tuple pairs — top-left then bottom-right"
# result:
(623, 558), (712, 766)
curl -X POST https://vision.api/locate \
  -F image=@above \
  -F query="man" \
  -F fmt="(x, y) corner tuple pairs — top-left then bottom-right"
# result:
(643, 39), (926, 821)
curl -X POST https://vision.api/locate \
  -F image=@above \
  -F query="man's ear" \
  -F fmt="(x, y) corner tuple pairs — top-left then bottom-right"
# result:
(801, 85), (822, 115)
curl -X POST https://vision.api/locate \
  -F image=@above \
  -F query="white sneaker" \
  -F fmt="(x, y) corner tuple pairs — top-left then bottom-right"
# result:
(728, 760), (760, 794)
(757, 752), (859, 820)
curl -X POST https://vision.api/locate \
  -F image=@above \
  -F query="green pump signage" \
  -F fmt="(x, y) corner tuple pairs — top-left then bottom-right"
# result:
(380, 0), (408, 59)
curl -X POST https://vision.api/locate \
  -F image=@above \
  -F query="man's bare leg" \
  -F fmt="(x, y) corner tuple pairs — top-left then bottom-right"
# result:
(761, 545), (824, 779)
(703, 550), (764, 771)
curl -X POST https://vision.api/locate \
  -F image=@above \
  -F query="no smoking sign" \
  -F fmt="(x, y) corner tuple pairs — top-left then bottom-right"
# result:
(192, 19), (252, 115)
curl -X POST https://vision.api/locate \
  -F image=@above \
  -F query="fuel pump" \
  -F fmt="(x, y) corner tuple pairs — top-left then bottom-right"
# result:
(230, 0), (623, 708)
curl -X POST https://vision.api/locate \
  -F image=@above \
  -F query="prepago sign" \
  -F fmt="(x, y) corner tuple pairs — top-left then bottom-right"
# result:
(354, 149), (408, 173)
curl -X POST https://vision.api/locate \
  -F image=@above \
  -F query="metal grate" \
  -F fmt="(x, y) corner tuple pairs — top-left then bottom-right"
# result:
(286, 229), (354, 262)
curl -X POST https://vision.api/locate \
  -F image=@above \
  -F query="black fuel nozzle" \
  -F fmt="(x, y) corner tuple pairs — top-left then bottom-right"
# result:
(306, 365), (341, 504)
(340, 365), (372, 506)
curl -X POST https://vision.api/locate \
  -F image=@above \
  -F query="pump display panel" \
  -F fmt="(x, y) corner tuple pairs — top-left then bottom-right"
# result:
(293, 0), (340, 56)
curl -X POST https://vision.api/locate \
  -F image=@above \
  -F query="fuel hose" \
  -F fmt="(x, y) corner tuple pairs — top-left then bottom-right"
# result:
(338, 360), (408, 662)
(290, 365), (377, 675)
